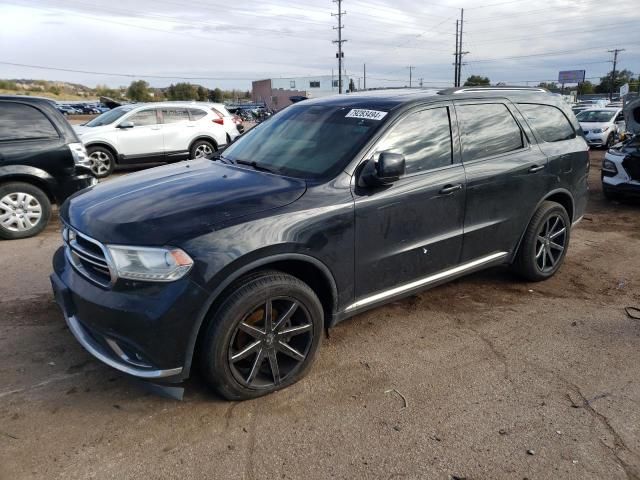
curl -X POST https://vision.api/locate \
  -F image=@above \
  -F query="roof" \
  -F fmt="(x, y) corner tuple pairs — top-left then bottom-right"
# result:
(0, 95), (57, 104)
(297, 86), (561, 111)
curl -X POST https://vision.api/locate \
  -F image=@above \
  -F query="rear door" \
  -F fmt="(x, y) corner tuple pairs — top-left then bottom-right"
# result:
(116, 108), (163, 161)
(453, 100), (549, 262)
(159, 107), (192, 156)
(353, 103), (466, 303)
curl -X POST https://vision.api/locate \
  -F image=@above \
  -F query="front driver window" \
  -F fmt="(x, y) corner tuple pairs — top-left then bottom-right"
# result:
(374, 107), (453, 175)
(128, 109), (158, 126)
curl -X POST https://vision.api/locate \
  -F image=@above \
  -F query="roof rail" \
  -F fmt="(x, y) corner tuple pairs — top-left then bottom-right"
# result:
(438, 86), (549, 95)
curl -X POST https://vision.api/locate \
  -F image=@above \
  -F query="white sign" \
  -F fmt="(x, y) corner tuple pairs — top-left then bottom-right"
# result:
(345, 109), (388, 121)
(620, 83), (629, 97)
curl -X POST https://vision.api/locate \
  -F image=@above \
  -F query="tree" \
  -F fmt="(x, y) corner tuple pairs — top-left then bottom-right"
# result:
(208, 87), (223, 102)
(127, 80), (151, 102)
(197, 86), (208, 102)
(577, 81), (594, 95)
(167, 82), (198, 100)
(537, 82), (558, 91)
(595, 69), (634, 95)
(464, 75), (490, 86)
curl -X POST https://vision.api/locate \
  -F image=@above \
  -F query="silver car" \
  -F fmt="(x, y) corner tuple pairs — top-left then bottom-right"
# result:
(576, 108), (625, 148)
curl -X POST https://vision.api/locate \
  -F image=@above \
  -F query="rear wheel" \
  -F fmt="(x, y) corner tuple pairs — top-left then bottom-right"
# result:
(513, 201), (570, 281)
(189, 140), (216, 160)
(200, 271), (324, 400)
(87, 146), (115, 178)
(0, 182), (51, 240)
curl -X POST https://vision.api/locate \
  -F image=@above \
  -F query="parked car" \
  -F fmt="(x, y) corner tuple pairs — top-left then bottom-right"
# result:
(576, 108), (625, 148)
(0, 96), (96, 239)
(56, 105), (81, 116)
(73, 102), (240, 178)
(601, 97), (640, 199)
(51, 87), (588, 400)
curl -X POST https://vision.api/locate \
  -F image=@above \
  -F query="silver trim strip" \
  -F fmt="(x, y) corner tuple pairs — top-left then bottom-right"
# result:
(65, 314), (183, 379)
(572, 215), (583, 227)
(345, 251), (508, 311)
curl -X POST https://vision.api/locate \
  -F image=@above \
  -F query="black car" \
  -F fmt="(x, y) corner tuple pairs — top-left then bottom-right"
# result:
(51, 87), (589, 400)
(0, 96), (96, 239)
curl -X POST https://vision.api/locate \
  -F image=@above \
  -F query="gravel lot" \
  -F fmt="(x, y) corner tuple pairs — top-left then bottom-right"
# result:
(1, 151), (639, 480)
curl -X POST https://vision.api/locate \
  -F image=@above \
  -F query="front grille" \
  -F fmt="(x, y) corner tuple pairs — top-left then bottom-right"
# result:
(623, 156), (640, 181)
(63, 226), (113, 287)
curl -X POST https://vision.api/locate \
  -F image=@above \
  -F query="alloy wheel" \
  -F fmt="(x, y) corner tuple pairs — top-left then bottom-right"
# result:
(89, 151), (111, 176)
(0, 192), (43, 232)
(228, 297), (314, 389)
(194, 143), (213, 159)
(535, 214), (567, 273)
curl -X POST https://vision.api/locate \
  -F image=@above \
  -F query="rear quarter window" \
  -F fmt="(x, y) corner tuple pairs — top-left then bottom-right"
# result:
(518, 104), (576, 143)
(0, 102), (59, 141)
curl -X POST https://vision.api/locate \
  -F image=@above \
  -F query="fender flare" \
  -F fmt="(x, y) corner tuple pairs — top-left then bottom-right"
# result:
(84, 141), (119, 161)
(511, 188), (575, 262)
(189, 135), (220, 153)
(0, 165), (58, 198)
(181, 252), (338, 377)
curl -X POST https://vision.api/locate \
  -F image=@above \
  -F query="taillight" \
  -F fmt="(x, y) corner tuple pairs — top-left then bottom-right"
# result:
(212, 118), (224, 125)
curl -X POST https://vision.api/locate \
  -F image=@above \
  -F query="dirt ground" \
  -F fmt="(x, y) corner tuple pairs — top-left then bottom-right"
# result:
(1, 151), (639, 480)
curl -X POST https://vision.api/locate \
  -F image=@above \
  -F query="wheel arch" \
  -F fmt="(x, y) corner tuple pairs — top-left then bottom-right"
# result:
(182, 253), (338, 378)
(85, 141), (119, 164)
(189, 136), (219, 153)
(0, 166), (57, 203)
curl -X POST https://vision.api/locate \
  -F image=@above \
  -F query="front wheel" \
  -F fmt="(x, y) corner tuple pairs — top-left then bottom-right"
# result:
(0, 182), (51, 240)
(512, 201), (571, 282)
(200, 271), (324, 400)
(87, 146), (115, 178)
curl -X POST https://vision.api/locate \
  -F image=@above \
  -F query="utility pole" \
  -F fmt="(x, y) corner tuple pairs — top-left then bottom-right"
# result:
(607, 48), (625, 101)
(453, 20), (459, 87)
(457, 8), (464, 87)
(363, 63), (366, 90)
(332, 0), (347, 94)
(419, 78), (424, 88)
(407, 65), (415, 87)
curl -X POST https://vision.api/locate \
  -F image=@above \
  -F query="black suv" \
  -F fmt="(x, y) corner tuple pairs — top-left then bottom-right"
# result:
(51, 87), (589, 400)
(0, 96), (96, 239)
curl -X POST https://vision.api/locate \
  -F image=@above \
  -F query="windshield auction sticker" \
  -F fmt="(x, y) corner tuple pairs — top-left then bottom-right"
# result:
(345, 109), (388, 121)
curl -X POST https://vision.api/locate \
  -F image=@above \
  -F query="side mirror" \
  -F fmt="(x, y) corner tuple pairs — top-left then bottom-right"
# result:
(359, 152), (405, 187)
(117, 121), (134, 129)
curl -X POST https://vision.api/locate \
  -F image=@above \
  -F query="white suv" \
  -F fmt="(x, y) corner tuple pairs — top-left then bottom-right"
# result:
(74, 102), (240, 178)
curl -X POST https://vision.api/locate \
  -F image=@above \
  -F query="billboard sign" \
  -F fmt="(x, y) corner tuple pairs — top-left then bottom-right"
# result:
(558, 70), (586, 84)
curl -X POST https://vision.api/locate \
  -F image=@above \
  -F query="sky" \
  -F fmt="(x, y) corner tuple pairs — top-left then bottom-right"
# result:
(0, 0), (639, 91)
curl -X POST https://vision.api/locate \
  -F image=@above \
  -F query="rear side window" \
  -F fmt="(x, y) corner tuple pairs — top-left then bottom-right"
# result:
(128, 109), (158, 126)
(375, 107), (453, 175)
(456, 103), (524, 161)
(189, 108), (207, 120)
(518, 104), (575, 142)
(162, 108), (190, 124)
(0, 102), (58, 141)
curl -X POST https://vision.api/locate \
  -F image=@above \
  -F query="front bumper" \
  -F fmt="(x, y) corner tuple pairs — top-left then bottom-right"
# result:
(51, 246), (209, 382)
(602, 180), (640, 196)
(584, 133), (608, 147)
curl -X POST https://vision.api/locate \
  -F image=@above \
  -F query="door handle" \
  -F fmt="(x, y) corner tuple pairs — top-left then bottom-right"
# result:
(528, 164), (545, 173)
(439, 183), (463, 195)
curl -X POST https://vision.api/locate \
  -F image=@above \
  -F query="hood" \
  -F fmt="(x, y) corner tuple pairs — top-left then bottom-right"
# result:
(624, 97), (640, 134)
(61, 160), (307, 245)
(579, 121), (610, 130)
(73, 125), (98, 136)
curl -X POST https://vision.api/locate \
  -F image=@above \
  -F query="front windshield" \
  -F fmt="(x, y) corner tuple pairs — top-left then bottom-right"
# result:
(222, 104), (387, 179)
(576, 110), (616, 123)
(85, 106), (132, 127)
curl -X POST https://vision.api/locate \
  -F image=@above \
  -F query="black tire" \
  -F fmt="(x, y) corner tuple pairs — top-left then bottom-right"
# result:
(0, 182), (51, 240)
(602, 186), (620, 201)
(200, 270), (324, 400)
(189, 139), (216, 160)
(87, 145), (115, 179)
(512, 201), (571, 282)
(604, 134), (614, 149)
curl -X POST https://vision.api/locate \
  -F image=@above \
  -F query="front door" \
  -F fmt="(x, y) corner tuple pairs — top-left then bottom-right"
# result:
(117, 108), (163, 162)
(352, 104), (466, 306)
(159, 107), (192, 156)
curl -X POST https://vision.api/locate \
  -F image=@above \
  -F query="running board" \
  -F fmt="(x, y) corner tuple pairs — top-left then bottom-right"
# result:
(345, 251), (508, 312)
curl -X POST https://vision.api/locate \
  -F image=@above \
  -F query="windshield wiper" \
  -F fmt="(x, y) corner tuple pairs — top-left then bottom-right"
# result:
(234, 159), (279, 174)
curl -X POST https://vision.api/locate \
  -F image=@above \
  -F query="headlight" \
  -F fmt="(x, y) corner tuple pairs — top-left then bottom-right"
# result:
(68, 142), (90, 167)
(602, 159), (617, 173)
(107, 245), (194, 282)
